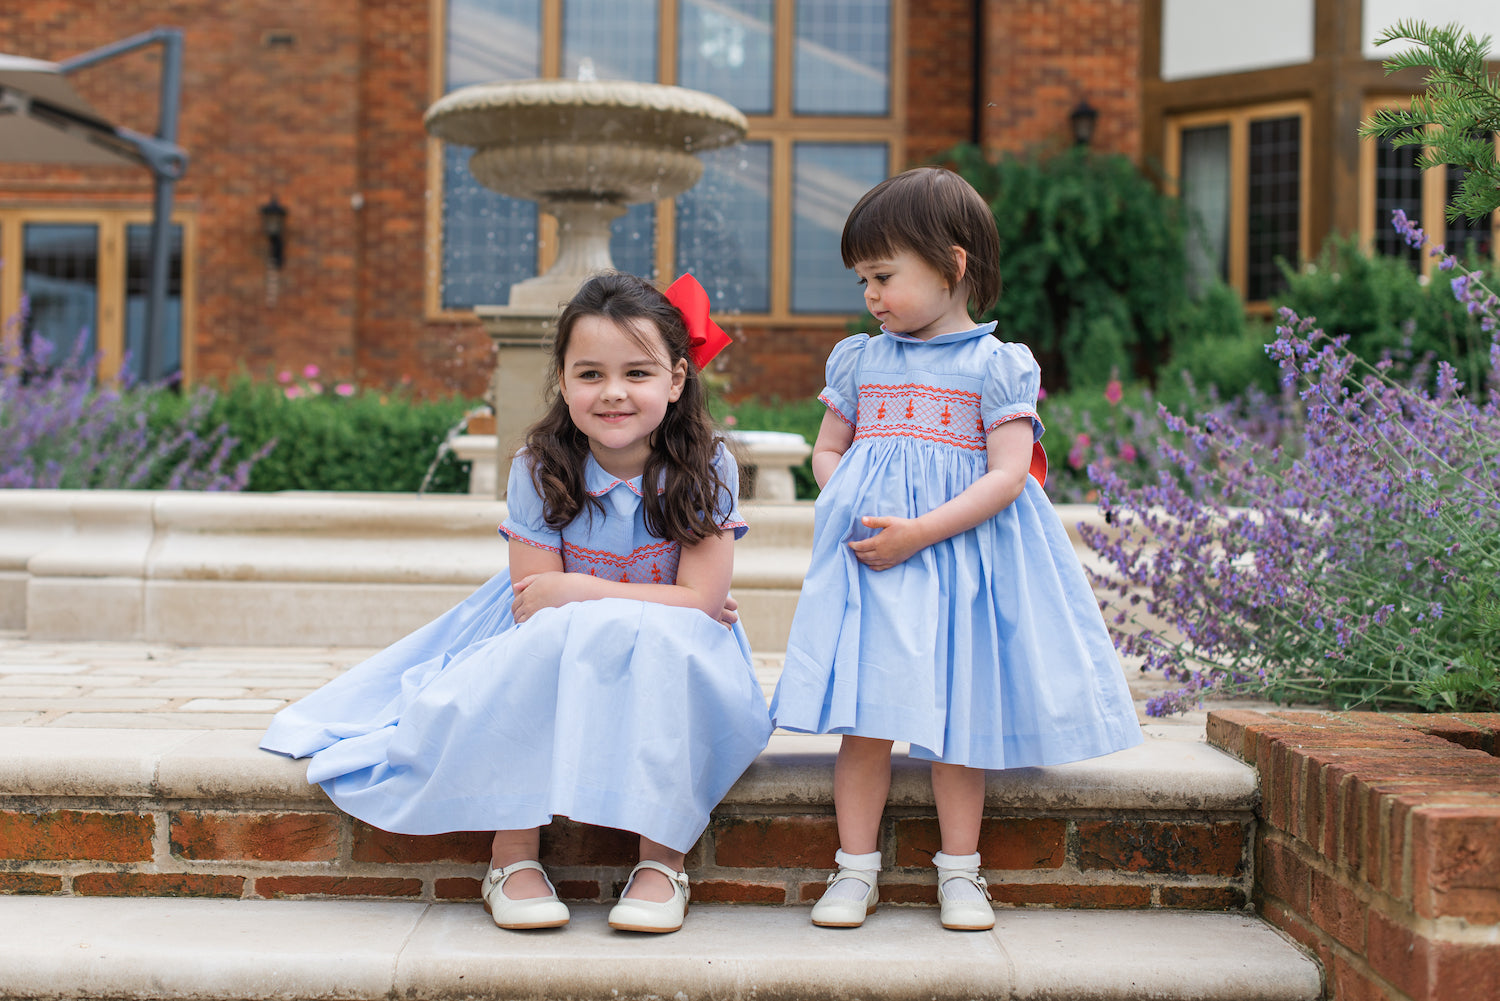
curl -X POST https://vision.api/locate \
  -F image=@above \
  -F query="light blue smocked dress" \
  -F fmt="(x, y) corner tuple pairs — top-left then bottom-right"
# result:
(769, 323), (1142, 769)
(261, 445), (773, 853)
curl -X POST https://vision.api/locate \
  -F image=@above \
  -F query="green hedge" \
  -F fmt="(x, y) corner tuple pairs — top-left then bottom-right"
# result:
(151, 377), (479, 493)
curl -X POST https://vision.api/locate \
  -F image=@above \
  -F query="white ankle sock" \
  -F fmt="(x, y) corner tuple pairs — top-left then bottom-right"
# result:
(933, 851), (986, 902)
(823, 849), (881, 902)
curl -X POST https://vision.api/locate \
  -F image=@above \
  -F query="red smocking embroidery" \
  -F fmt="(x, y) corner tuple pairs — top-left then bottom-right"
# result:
(853, 383), (988, 451)
(563, 538), (681, 584)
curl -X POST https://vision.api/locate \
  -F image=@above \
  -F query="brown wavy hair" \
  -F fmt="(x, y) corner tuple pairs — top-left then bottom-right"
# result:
(840, 166), (1002, 315)
(522, 271), (732, 545)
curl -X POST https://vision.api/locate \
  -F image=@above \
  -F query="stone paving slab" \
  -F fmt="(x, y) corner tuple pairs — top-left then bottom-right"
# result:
(0, 630), (1280, 736)
(0, 896), (1323, 1001)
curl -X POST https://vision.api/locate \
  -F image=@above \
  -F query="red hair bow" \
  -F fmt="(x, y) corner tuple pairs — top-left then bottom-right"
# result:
(665, 274), (731, 369)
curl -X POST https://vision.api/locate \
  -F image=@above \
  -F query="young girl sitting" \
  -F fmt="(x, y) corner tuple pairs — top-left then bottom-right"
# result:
(770, 167), (1143, 931)
(262, 270), (773, 935)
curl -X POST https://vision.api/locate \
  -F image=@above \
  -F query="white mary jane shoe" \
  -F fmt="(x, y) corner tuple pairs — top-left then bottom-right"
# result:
(481, 860), (570, 930)
(934, 851), (994, 931)
(608, 860), (690, 934)
(810, 850), (880, 928)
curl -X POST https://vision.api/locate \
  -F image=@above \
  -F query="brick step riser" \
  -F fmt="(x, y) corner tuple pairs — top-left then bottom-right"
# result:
(0, 800), (1252, 910)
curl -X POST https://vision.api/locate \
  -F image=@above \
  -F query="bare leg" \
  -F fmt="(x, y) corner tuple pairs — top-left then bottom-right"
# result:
(490, 828), (549, 898)
(930, 762), (985, 855)
(624, 836), (688, 902)
(834, 735), (894, 853)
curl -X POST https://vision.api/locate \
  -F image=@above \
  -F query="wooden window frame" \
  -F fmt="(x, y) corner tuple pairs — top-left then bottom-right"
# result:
(0, 206), (197, 385)
(1358, 97), (1500, 275)
(1163, 99), (1312, 310)
(424, 0), (906, 326)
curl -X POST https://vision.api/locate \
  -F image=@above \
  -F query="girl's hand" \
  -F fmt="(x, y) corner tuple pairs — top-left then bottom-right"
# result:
(847, 515), (928, 571)
(718, 593), (739, 627)
(511, 571), (578, 622)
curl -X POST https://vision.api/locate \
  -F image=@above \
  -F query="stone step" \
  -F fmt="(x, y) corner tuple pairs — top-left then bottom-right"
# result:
(1, 489), (1108, 652)
(0, 725), (1258, 910)
(0, 895), (1322, 1001)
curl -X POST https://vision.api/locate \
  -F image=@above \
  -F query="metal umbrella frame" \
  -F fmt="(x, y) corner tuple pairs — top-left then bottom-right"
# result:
(0, 28), (187, 382)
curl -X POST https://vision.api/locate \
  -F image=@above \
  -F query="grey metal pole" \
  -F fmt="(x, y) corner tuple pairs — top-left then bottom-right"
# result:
(60, 27), (185, 384)
(144, 28), (182, 383)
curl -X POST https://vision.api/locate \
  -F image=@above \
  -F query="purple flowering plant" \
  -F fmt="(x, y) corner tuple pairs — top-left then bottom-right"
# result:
(1081, 212), (1500, 715)
(1, 308), (269, 490)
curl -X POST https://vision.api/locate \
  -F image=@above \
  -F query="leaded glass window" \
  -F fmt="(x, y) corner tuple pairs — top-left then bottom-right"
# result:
(1246, 115), (1300, 301)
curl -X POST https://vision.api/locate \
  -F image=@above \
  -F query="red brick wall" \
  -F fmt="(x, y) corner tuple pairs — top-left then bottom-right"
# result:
(1, 1), (1141, 405)
(0, 804), (1251, 907)
(980, 0), (1141, 158)
(0, 1), (365, 386)
(1209, 710), (1500, 1001)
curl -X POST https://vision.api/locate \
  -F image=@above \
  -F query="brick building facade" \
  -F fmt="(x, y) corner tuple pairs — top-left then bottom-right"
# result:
(0, 1), (1141, 403)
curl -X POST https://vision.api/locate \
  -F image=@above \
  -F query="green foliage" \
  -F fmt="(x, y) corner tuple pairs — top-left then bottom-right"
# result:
(1274, 235), (1492, 392)
(1412, 595), (1500, 711)
(714, 396), (826, 500)
(167, 376), (479, 493)
(1360, 20), (1500, 222)
(944, 143), (1193, 391)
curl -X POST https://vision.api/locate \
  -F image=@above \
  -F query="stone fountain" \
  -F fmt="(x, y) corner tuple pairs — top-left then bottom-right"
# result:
(423, 78), (748, 496)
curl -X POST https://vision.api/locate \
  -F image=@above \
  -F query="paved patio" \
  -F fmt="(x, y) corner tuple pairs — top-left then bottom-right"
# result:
(0, 630), (1274, 736)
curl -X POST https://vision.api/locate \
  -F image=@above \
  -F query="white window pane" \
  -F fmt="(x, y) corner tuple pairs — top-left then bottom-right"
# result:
(1179, 125), (1230, 294)
(447, 0), (541, 88)
(610, 202), (657, 281)
(444, 0), (542, 308)
(23, 223), (97, 365)
(564, 0), (658, 82)
(124, 223), (184, 383)
(679, 0), (773, 114)
(795, 0), (889, 115)
(792, 143), (887, 313)
(442, 146), (539, 310)
(676, 141), (771, 313)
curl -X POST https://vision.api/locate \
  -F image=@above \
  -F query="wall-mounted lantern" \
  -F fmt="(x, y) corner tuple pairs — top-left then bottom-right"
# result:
(1069, 100), (1099, 148)
(259, 196), (287, 268)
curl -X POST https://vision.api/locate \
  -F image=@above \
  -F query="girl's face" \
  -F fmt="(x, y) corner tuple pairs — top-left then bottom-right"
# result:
(559, 315), (686, 480)
(853, 247), (971, 340)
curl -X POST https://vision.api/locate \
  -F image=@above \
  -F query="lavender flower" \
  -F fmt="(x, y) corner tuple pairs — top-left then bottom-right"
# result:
(1081, 216), (1500, 714)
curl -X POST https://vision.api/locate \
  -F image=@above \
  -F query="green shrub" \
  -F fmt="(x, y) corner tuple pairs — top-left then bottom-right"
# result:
(158, 376), (479, 493)
(715, 396), (825, 500)
(1274, 235), (1491, 392)
(944, 143), (1194, 391)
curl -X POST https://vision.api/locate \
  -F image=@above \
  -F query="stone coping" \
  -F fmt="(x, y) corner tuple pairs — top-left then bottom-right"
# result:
(0, 727), (1255, 812)
(0, 896), (1322, 1001)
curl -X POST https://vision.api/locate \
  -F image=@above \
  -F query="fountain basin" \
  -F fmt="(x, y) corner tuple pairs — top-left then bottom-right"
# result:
(424, 79), (747, 203)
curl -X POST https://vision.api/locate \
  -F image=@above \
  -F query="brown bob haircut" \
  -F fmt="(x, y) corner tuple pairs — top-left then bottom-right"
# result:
(840, 166), (1001, 315)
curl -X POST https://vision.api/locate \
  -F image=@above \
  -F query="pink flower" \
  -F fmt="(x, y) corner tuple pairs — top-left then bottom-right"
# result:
(303, 364), (320, 379)
(723, 414), (738, 426)
(308, 382), (323, 394)
(1068, 432), (1091, 470)
(1104, 380), (1123, 406)
(1120, 442), (1137, 463)
(1037, 386), (1048, 401)
(335, 382), (355, 397)
(276, 370), (293, 384)
(283, 385), (303, 399)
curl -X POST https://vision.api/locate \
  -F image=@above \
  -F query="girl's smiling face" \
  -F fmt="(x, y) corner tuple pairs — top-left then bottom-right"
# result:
(559, 315), (686, 479)
(854, 247), (972, 340)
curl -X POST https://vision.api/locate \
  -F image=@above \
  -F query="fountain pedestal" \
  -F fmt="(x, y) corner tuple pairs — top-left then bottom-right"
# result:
(424, 79), (747, 497)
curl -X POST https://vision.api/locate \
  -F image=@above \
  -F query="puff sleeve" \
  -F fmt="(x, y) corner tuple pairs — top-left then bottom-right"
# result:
(498, 451), (563, 554)
(712, 442), (750, 540)
(980, 342), (1045, 443)
(816, 334), (869, 430)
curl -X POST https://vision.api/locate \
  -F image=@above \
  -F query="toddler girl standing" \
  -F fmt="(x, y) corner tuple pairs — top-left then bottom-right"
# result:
(262, 271), (772, 935)
(770, 167), (1142, 931)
